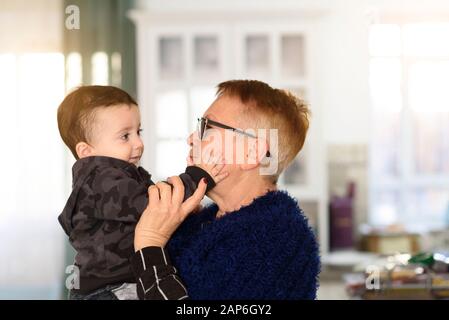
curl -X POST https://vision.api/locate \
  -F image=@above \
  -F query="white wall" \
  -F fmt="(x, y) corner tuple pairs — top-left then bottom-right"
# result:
(317, 1), (371, 145)
(135, 0), (333, 12)
(0, 0), (63, 53)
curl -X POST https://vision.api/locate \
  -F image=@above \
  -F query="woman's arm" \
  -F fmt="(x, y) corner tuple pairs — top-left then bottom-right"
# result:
(131, 176), (207, 300)
(130, 246), (188, 300)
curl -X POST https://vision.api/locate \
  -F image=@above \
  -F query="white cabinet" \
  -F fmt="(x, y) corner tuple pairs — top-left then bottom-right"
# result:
(130, 9), (328, 253)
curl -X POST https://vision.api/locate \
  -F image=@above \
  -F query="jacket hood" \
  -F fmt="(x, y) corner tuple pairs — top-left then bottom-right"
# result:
(58, 156), (146, 236)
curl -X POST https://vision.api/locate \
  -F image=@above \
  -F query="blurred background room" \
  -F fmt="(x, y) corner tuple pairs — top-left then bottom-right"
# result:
(0, 0), (448, 299)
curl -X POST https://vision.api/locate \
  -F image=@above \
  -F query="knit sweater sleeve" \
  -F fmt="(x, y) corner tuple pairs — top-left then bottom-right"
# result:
(183, 213), (320, 300)
(130, 247), (188, 300)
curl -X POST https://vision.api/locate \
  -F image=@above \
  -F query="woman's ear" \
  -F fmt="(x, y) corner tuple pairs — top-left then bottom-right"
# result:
(241, 138), (268, 171)
(75, 142), (94, 159)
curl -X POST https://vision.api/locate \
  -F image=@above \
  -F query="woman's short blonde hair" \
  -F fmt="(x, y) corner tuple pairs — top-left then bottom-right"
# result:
(216, 80), (310, 183)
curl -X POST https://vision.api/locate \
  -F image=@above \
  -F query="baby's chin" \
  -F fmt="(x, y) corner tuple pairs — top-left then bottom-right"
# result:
(128, 155), (142, 166)
(128, 158), (140, 166)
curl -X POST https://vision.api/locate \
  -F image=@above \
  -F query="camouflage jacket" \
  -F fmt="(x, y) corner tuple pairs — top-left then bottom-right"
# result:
(58, 156), (215, 294)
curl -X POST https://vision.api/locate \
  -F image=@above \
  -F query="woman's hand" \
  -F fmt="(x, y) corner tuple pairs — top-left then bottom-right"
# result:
(134, 176), (208, 251)
(188, 149), (228, 184)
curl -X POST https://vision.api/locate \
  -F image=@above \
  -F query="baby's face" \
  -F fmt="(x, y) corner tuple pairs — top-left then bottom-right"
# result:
(88, 104), (144, 166)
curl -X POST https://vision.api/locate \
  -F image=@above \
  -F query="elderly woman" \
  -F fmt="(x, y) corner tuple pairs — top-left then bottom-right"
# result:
(131, 80), (320, 300)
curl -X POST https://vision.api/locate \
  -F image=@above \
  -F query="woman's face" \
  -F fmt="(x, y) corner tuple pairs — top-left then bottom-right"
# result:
(187, 95), (251, 178)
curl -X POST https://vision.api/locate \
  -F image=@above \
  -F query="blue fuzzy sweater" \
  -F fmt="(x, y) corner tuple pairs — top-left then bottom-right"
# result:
(167, 190), (320, 300)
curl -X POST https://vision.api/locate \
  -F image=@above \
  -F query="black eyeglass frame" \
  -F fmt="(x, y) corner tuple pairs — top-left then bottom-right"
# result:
(197, 117), (257, 140)
(197, 117), (270, 157)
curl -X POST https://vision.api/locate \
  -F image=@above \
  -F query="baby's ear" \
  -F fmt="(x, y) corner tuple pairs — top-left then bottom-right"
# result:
(75, 142), (94, 159)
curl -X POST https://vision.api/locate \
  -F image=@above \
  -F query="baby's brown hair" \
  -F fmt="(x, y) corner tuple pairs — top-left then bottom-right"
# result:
(57, 85), (138, 159)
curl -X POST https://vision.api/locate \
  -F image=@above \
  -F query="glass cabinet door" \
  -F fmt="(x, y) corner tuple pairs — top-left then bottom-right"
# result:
(193, 36), (219, 77)
(245, 35), (270, 76)
(154, 89), (189, 178)
(159, 37), (184, 80)
(190, 86), (216, 127)
(281, 35), (305, 78)
(155, 90), (188, 139)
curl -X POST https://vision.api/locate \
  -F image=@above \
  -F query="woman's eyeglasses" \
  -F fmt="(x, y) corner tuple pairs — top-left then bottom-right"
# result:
(197, 117), (256, 140)
(196, 117), (270, 157)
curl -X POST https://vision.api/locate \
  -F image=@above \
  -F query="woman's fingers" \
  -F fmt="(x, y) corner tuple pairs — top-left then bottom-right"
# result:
(209, 156), (228, 183)
(210, 153), (222, 165)
(156, 181), (172, 206)
(204, 148), (215, 165)
(211, 160), (225, 175)
(168, 176), (184, 207)
(148, 185), (160, 209)
(181, 179), (207, 216)
(213, 171), (229, 184)
(136, 178), (195, 251)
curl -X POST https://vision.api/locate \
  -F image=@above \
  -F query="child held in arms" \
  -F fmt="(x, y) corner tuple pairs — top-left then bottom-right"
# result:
(57, 85), (226, 299)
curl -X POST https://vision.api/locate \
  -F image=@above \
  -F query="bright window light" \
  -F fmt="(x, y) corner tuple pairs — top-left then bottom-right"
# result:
(0, 52), (66, 298)
(408, 61), (449, 112)
(369, 23), (449, 229)
(404, 23), (449, 57)
(66, 52), (82, 91)
(369, 24), (401, 57)
(91, 51), (109, 85)
(155, 90), (188, 138)
(369, 57), (402, 112)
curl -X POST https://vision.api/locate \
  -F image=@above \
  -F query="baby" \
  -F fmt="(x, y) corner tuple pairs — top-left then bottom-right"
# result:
(57, 85), (225, 300)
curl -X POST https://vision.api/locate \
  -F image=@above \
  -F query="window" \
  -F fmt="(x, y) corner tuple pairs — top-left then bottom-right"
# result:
(369, 23), (449, 229)
(149, 34), (221, 181)
(91, 52), (109, 85)
(0, 53), (66, 298)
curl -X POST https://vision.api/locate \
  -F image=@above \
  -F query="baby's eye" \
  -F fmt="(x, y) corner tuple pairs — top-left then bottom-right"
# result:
(121, 133), (130, 141)
(137, 128), (143, 136)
